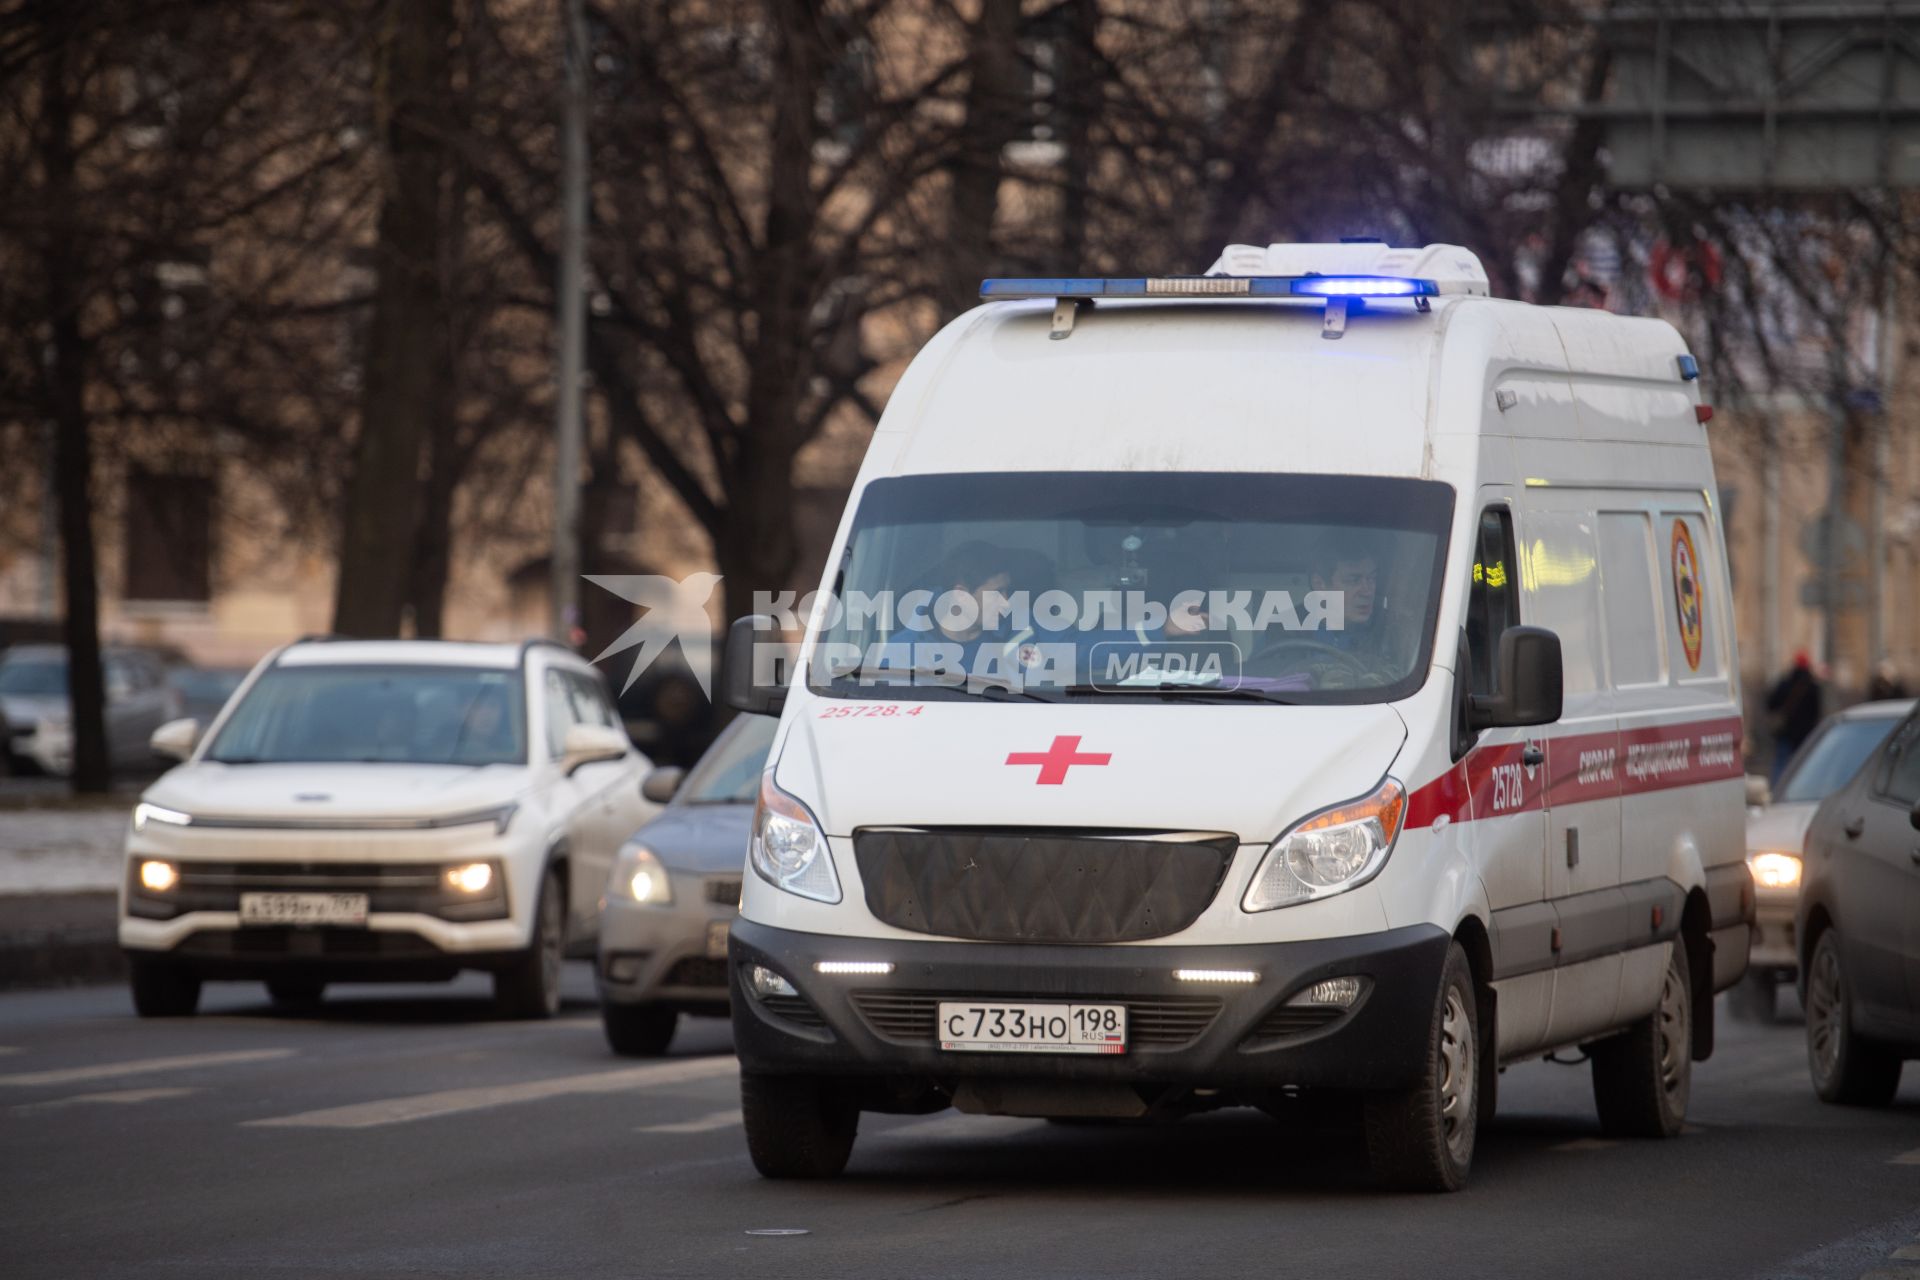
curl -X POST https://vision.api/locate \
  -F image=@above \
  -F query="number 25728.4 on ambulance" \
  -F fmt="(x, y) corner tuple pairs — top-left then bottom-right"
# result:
(720, 241), (1750, 1192)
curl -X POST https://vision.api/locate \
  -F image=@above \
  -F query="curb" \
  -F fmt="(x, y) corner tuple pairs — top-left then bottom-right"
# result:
(0, 891), (125, 990)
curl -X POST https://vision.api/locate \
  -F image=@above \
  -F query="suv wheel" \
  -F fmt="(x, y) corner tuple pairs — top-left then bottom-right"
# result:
(129, 957), (201, 1018)
(740, 1073), (859, 1179)
(1363, 942), (1478, 1192)
(1806, 929), (1902, 1106)
(494, 867), (565, 1019)
(603, 1004), (677, 1056)
(1591, 939), (1692, 1137)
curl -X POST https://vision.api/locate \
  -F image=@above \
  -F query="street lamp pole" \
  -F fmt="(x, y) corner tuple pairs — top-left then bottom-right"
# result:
(551, 0), (588, 644)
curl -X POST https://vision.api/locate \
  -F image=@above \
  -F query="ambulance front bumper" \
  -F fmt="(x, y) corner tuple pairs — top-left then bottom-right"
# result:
(727, 918), (1451, 1093)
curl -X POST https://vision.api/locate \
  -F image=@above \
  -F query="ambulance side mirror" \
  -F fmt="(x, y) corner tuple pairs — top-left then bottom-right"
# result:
(1470, 626), (1562, 730)
(722, 615), (789, 716)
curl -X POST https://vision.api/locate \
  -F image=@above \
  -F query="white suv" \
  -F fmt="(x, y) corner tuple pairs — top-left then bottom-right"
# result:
(119, 638), (657, 1019)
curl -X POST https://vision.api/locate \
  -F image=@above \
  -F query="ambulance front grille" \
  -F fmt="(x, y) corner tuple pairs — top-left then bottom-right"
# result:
(851, 828), (1236, 945)
(848, 992), (1223, 1050)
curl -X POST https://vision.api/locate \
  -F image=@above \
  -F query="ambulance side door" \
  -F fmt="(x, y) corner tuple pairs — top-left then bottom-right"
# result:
(1515, 493), (1626, 1047)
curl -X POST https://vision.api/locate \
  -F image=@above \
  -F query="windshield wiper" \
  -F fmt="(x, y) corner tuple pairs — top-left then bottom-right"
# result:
(1056, 682), (1298, 704)
(824, 663), (1058, 702)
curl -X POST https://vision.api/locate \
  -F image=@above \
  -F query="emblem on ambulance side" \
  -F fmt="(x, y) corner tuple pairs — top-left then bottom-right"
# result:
(1670, 519), (1704, 671)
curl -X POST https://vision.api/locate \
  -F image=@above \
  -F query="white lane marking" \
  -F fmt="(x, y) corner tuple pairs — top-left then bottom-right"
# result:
(1890, 1244), (1920, 1260)
(0, 1048), (293, 1089)
(1551, 1138), (1619, 1152)
(0, 1047), (20, 1056)
(1889, 1148), (1920, 1165)
(639, 1108), (742, 1134)
(875, 1114), (1041, 1142)
(248, 1055), (738, 1129)
(14, 1086), (197, 1114)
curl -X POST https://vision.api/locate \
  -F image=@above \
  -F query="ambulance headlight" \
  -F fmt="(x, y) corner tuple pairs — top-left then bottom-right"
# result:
(749, 772), (842, 904)
(1243, 778), (1406, 912)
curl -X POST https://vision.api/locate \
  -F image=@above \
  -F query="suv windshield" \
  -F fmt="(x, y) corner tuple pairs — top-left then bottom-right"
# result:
(809, 471), (1454, 704)
(206, 665), (527, 766)
(1777, 715), (1904, 804)
(679, 715), (777, 804)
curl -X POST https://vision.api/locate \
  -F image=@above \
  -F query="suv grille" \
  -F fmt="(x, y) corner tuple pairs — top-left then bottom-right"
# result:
(848, 992), (1223, 1050)
(705, 877), (743, 907)
(852, 828), (1234, 944)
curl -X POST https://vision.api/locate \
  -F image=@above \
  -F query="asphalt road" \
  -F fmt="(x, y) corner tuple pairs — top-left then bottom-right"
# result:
(3, 970), (1919, 1280)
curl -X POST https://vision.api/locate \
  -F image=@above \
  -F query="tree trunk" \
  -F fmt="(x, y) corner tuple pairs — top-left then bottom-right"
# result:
(943, 0), (1023, 315)
(40, 39), (109, 793)
(332, 0), (455, 637)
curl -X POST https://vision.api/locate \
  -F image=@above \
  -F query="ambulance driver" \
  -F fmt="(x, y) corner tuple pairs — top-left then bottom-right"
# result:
(1249, 531), (1393, 690)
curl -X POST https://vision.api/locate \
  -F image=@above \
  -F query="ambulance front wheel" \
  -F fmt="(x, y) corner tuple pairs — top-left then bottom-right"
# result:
(1363, 942), (1478, 1192)
(741, 1073), (859, 1179)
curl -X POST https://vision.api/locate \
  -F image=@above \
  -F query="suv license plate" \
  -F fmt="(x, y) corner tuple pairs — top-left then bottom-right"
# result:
(238, 893), (369, 926)
(937, 1001), (1126, 1055)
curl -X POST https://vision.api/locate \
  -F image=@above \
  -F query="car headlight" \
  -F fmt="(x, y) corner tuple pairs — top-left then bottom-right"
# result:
(138, 859), (179, 892)
(132, 802), (193, 833)
(612, 844), (673, 905)
(749, 770), (841, 904)
(1243, 777), (1406, 912)
(444, 861), (496, 895)
(1748, 850), (1802, 890)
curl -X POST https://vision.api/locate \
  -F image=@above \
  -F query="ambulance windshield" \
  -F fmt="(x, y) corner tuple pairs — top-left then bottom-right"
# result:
(810, 471), (1454, 705)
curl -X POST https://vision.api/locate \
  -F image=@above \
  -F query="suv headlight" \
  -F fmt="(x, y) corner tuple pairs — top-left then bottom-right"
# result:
(1243, 777), (1406, 912)
(749, 771), (841, 904)
(612, 844), (673, 905)
(132, 802), (193, 833)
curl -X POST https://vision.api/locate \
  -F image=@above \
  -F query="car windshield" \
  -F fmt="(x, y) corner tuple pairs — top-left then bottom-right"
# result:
(809, 471), (1454, 704)
(0, 657), (66, 695)
(1777, 716), (1902, 804)
(679, 715), (777, 804)
(205, 665), (527, 766)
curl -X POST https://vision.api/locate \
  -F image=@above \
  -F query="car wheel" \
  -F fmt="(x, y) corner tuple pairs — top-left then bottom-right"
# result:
(129, 956), (201, 1018)
(1806, 929), (1902, 1107)
(1363, 942), (1477, 1192)
(1727, 969), (1777, 1024)
(740, 1073), (859, 1179)
(1591, 939), (1691, 1138)
(602, 1003), (677, 1056)
(494, 867), (565, 1019)
(266, 978), (326, 1008)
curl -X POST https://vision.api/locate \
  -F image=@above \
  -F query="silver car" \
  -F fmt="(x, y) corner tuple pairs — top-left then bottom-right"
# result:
(0, 645), (178, 775)
(598, 713), (776, 1055)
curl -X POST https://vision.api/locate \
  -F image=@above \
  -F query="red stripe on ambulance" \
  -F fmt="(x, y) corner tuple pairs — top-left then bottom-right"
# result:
(1404, 715), (1743, 829)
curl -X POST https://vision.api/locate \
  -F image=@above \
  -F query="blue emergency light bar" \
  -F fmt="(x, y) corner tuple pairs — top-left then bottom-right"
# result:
(978, 274), (1440, 301)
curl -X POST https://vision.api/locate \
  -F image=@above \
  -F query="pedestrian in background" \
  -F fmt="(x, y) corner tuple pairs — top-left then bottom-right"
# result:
(1765, 651), (1822, 783)
(1866, 660), (1908, 702)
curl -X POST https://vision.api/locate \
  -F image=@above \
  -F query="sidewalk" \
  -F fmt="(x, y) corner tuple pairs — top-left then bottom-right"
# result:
(0, 802), (130, 988)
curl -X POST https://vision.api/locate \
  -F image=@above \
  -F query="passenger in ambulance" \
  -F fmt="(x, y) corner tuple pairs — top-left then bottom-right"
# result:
(923, 540), (1033, 678)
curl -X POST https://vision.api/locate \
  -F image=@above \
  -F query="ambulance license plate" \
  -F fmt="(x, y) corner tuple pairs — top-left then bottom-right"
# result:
(937, 1001), (1126, 1055)
(239, 892), (368, 926)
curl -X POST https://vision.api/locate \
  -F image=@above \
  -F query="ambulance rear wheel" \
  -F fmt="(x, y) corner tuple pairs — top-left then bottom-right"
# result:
(1364, 942), (1478, 1192)
(1591, 940), (1691, 1138)
(741, 1073), (859, 1179)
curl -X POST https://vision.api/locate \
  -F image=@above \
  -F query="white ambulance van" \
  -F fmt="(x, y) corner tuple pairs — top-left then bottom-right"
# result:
(721, 242), (1751, 1191)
